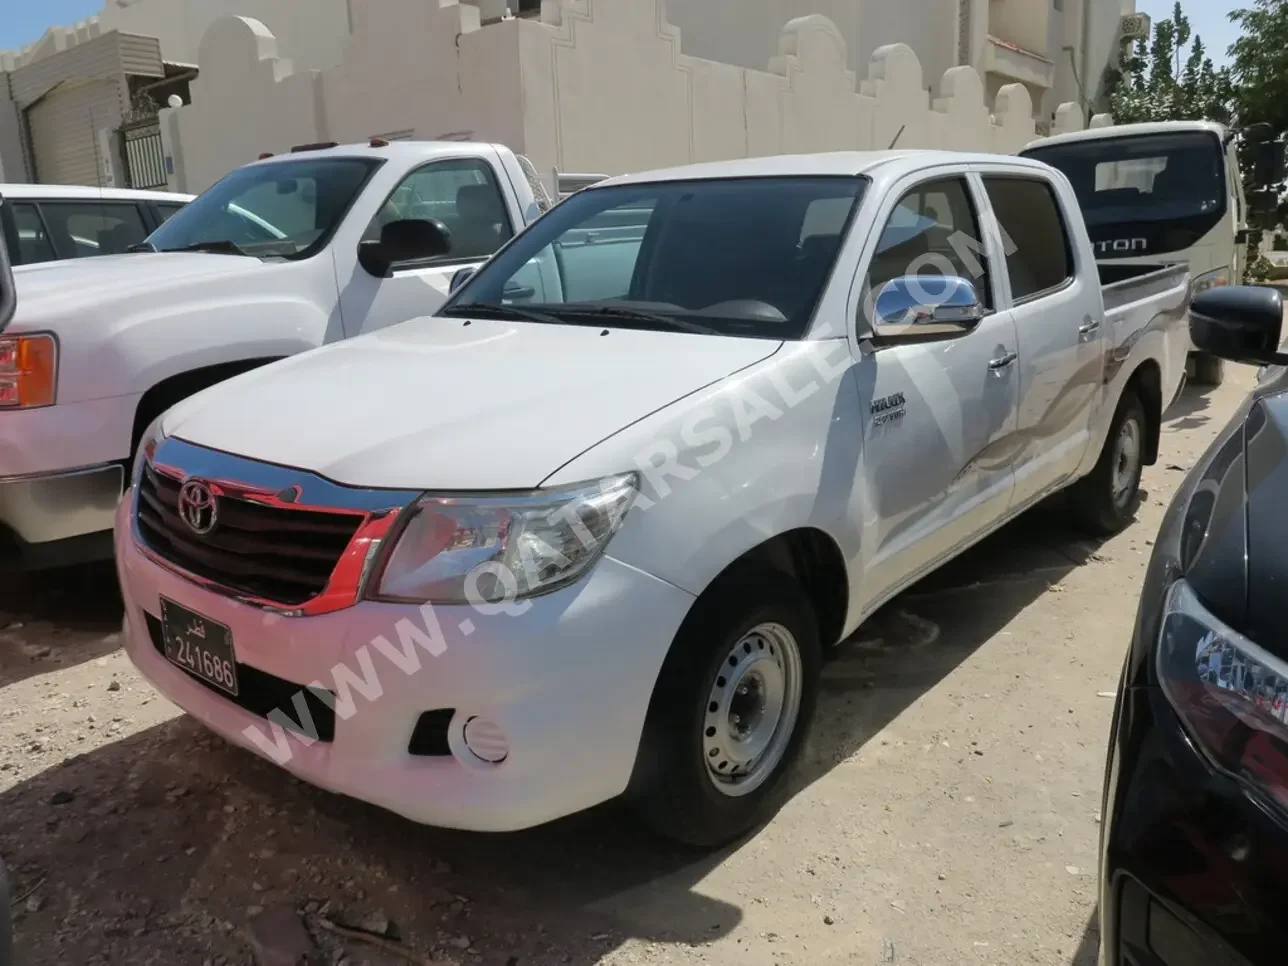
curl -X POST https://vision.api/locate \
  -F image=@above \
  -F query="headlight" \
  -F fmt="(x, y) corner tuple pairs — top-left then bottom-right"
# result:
(0, 332), (57, 409)
(1192, 267), (1231, 296)
(1158, 580), (1288, 818)
(368, 472), (639, 605)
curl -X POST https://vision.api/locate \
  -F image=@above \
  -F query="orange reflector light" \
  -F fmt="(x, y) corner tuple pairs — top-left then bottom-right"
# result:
(0, 334), (57, 408)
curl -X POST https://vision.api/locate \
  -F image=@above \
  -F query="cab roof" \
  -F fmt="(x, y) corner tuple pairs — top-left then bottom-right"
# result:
(248, 140), (504, 167)
(595, 150), (1054, 187)
(1024, 120), (1229, 151)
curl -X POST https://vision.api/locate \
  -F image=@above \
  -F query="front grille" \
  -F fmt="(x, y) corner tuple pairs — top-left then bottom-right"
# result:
(145, 611), (337, 741)
(136, 461), (364, 606)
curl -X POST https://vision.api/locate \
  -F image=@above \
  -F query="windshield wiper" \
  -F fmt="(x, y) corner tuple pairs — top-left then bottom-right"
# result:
(439, 303), (565, 325)
(553, 304), (717, 336)
(126, 241), (156, 253)
(164, 240), (249, 256)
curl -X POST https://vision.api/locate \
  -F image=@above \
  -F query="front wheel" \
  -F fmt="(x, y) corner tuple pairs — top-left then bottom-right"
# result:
(1067, 390), (1147, 536)
(628, 568), (821, 847)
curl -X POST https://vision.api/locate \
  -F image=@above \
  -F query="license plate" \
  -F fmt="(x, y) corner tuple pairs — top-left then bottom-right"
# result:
(159, 597), (239, 697)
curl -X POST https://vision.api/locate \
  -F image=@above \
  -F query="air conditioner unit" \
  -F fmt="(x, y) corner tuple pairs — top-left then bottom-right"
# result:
(1120, 13), (1151, 40)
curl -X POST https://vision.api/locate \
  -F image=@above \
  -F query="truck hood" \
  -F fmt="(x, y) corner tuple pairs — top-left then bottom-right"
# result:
(11, 252), (270, 327)
(163, 317), (782, 489)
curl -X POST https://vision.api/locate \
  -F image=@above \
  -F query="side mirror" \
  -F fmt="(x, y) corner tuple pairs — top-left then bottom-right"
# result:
(0, 193), (14, 334)
(450, 267), (476, 294)
(357, 218), (452, 278)
(1191, 285), (1286, 365)
(869, 275), (984, 341)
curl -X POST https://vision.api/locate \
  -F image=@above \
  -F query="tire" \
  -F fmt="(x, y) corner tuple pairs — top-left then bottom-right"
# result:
(1068, 390), (1148, 536)
(628, 566), (822, 848)
(1190, 352), (1225, 387)
(0, 857), (11, 966)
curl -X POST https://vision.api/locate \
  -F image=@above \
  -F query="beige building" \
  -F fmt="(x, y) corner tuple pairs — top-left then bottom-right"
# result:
(1, 0), (1134, 188)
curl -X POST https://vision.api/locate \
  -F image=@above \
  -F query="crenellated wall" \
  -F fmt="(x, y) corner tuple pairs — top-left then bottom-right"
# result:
(161, 0), (1113, 194)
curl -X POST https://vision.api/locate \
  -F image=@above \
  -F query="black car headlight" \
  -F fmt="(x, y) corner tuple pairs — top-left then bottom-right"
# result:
(1158, 579), (1288, 819)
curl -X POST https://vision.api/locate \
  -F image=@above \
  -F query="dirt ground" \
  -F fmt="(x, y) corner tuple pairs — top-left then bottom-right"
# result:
(0, 366), (1254, 966)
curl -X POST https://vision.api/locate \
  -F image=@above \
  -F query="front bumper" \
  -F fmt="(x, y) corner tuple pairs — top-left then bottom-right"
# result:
(1099, 671), (1288, 966)
(0, 463), (123, 550)
(0, 393), (137, 558)
(115, 498), (696, 833)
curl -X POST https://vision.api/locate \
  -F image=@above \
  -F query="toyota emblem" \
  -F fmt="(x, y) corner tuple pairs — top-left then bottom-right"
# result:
(177, 479), (218, 535)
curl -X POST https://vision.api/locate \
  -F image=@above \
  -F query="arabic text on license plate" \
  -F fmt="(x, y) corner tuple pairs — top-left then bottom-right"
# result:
(159, 597), (239, 697)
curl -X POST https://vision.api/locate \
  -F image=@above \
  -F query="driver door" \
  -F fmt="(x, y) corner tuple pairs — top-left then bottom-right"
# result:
(852, 171), (1021, 607)
(338, 157), (518, 337)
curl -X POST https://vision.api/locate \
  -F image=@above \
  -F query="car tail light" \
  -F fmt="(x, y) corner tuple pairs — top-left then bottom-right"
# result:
(1158, 580), (1288, 816)
(0, 333), (57, 409)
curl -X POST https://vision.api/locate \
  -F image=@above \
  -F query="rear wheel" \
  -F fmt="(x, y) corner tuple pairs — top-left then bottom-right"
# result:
(1068, 390), (1147, 536)
(1189, 352), (1225, 387)
(629, 567), (821, 847)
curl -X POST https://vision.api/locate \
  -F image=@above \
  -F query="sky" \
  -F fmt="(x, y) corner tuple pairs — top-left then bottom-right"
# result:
(1135, 0), (1243, 67)
(0, 0), (1253, 64)
(0, 0), (102, 52)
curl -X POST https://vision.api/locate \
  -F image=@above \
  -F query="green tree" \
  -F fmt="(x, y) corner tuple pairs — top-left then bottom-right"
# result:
(1106, 2), (1234, 124)
(1229, 0), (1288, 135)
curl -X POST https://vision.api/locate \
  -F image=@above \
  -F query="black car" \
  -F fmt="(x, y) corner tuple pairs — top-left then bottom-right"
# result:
(1100, 284), (1288, 966)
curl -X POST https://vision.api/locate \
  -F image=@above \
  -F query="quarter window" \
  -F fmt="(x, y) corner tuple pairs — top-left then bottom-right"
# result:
(365, 159), (513, 263)
(866, 177), (992, 309)
(983, 176), (1075, 301)
(156, 202), (187, 223)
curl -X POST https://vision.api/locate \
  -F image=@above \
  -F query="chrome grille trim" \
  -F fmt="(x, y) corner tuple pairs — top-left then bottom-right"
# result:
(131, 436), (421, 616)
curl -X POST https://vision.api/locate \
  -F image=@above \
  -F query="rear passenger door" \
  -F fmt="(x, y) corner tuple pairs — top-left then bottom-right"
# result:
(978, 171), (1101, 507)
(340, 157), (516, 336)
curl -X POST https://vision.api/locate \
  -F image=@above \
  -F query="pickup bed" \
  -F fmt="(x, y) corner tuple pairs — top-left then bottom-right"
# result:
(0, 140), (587, 569)
(115, 150), (1225, 847)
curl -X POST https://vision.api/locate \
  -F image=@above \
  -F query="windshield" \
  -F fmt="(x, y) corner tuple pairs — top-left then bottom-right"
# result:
(441, 175), (866, 339)
(1024, 131), (1227, 241)
(145, 157), (381, 259)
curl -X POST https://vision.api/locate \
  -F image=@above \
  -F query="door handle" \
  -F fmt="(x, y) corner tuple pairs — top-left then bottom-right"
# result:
(988, 351), (1017, 371)
(1079, 319), (1101, 338)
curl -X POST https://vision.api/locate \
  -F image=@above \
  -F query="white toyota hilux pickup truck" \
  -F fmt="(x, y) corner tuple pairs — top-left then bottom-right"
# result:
(0, 139), (569, 570)
(115, 150), (1249, 847)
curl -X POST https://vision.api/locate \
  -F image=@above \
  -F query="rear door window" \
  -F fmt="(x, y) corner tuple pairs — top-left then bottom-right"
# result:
(982, 177), (1074, 302)
(40, 202), (150, 258)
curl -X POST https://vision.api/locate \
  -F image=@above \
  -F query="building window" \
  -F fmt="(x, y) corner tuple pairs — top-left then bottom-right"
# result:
(958, 0), (972, 65)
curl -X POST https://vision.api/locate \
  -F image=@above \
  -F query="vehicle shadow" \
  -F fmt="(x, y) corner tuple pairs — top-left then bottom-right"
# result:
(1163, 381), (1213, 432)
(0, 561), (122, 689)
(0, 498), (1116, 965)
(1071, 908), (1100, 964)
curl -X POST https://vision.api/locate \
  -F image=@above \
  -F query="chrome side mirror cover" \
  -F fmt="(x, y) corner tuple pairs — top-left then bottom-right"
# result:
(870, 274), (984, 340)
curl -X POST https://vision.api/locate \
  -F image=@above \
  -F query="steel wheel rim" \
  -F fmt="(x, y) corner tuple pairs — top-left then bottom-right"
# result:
(702, 621), (803, 798)
(1112, 415), (1142, 508)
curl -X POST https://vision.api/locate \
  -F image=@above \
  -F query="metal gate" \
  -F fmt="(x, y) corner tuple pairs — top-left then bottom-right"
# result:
(120, 118), (167, 190)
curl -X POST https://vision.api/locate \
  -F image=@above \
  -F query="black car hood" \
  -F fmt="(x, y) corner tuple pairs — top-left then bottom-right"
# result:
(1243, 383), (1288, 648)
(1173, 367), (1288, 652)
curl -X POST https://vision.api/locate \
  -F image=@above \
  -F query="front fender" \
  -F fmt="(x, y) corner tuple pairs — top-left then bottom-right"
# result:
(546, 343), (863, 615)
(90, 295), (336, 405)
